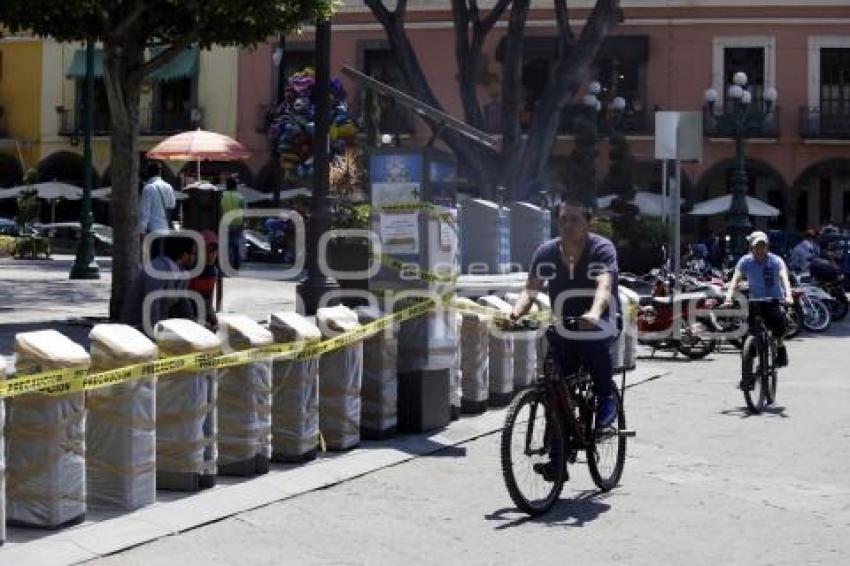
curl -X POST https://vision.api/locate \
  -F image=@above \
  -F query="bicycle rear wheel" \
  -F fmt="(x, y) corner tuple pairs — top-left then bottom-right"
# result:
(500, 388), (566, 516)
(742, 335), (767, 413)
(587, 389), (627, 491)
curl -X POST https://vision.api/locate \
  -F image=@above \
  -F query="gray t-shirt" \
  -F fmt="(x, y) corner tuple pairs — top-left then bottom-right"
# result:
(529, 233), (619, 320)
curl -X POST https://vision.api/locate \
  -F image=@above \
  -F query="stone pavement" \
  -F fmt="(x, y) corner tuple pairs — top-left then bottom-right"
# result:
(0, 256), (299, 356)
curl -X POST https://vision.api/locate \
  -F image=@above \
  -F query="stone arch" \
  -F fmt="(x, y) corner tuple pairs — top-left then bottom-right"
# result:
(789, 158), (850, 231)
(695, 157), (789, 232)
(0, 152), (24, 188)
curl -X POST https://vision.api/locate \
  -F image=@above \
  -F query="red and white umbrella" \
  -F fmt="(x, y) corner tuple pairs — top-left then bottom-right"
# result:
(147, 128), (251, 180)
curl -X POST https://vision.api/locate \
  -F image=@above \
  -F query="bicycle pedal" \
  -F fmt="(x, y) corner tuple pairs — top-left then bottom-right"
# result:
(618, 428), (636, 438)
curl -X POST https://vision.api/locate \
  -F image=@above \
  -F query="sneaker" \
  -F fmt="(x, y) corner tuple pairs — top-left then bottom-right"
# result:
(776, 345), (788, 368)
(738, 376), (755, 391)
(596, 395), (618, 429)
(533, 461), (559, 482)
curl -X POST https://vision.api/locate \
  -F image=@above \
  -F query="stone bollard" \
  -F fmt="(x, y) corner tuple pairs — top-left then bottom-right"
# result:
(455, 297), (490, 415)
(316, 306), (363, 451)
(477, 295), (515, 407)
(1, 356), (7, 543)
(355, 307), (398, 440)
(7, 330), (90, 528)
(87, 324), (158, 511)
(268, 312), (321, 463)
(216, 314), (274, 477)
(154, 319), (221, 492)
(449, 311), (462, 421)
(502, 293), (539, 390)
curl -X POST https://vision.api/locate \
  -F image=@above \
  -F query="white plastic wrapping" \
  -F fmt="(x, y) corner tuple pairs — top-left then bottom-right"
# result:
(154, 320), (221, 485)
(450, 311), (462, 413)
(7, 330), (90, 527)
(1, 357), (7, 542)
(478, 296), (514, 400)
(613, 287), (639, 371)
(217, 315), (274, 473)
(356, 307), (398, 436)
(512, 330), (538, 389)
(87, 324), (157, 511)
(317, 306), (363, 451)
(396, 307), (457, 373)
(269, 312), (321, 460)
(456, 298), (490, 406)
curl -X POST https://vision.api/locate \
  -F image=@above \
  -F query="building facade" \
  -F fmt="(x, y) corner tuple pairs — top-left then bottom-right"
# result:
(236, 0), (850, 233)
(0, 35), (242, 221)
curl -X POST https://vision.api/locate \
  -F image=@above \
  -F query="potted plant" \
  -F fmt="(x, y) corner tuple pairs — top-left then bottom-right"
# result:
(326, 150), (370, 289)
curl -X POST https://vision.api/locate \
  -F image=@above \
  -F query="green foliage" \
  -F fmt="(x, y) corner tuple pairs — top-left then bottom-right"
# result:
(611, 215), (667, 273)
(602, 132), (636, 201)
(0, 235), (16, 257)
(14, 236), (51, 259)
(15, 189), (40, 230)
(0, 1), (333, 47)
(591, 217), (614, 240)
(559, 113), (598, 208)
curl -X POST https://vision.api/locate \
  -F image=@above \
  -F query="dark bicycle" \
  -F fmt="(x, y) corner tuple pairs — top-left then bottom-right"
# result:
(741, 300), (784, 414)
(500, 319), (635, 516)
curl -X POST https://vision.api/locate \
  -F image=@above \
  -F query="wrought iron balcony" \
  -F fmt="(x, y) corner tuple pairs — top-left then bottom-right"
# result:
(57, 105), (202, 137)
(481, 101), (655, 136)
(703, 102), (781, 139)
(799, 106), (850, 140)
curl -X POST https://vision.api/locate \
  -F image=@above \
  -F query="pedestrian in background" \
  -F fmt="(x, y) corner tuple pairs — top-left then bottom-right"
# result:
(189, 230), (220, 331)
(221, 176), (246, 270)
(138, 161), (176, 257)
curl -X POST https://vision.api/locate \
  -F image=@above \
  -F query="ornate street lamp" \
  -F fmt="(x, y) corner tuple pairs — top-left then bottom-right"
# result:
(296, 15), (339, 314)
(704, 72), (778, 257)
(70, 38), (100, 280)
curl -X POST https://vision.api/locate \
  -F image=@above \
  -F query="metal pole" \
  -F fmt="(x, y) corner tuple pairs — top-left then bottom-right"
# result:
(273, 35), (286, 208)
(728, 105), (752, 258)
(296, 16), (338, 314)
(70, 38), (100, 280)
(661, 159), (668, 224)
(672, 159), (682, 279)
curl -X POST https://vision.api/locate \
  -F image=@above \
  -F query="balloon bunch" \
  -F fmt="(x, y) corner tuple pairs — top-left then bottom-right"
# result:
(268, 67), (358, 179)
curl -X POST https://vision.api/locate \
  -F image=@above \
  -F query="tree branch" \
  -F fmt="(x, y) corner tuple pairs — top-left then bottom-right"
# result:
(554, 0), (575, 53)
(364, 0), (393, 28)
(395, 0), (409, 19)
(108, 0), (146, 40)
(130, 34), (196, 84)
(500, 0), (529, 186)
(480, 0), (511, 35)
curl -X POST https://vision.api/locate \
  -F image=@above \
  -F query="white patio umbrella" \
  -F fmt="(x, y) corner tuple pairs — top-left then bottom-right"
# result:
(689, 194), (781, 217)
(597, 191), (682, 217)
(0, 182), (84, 223)
(93, 186), (188, 201)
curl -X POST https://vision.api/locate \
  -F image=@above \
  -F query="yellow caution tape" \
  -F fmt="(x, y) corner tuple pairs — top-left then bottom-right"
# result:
(0, 293), (455, 400)
(370, 251), (458, 284)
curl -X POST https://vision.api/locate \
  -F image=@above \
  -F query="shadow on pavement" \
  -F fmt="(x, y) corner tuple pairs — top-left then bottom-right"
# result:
(718, 405), (789, 419)
(485, 489), (611, 530)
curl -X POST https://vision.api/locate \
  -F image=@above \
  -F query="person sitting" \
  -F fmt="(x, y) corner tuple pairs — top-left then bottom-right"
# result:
(188, 230), (220, 331)
(788, 230), (818, 273)
(120, 235), (197, 335)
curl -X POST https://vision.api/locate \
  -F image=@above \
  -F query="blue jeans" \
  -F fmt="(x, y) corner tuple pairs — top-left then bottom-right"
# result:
(228, 227), (242, 270)
(546, 327), (615, 400)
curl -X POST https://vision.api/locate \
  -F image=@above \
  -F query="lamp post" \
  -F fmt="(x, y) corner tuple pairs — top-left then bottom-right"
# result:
(704, 72), (778, 258)
(296, 15), (338, 314)
(271, 38), (284, 208)
(579, 82), (627, 208)
(70, 38), (100, 280)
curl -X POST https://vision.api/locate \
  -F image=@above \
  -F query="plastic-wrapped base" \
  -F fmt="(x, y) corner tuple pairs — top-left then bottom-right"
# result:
(157, 471), (216, 492)
(461, 399), (488, 415)
(398, 369), (450, 433)
(7, 513), (85, 531)
(272, 447), (318, 464)
(218, 458), (259, 477)
(361, 426), (397, 441)
(255, 455), (270, 475)
(489, 391), (514, 408)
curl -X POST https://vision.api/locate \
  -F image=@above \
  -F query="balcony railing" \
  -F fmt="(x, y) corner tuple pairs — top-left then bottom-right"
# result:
(58, 105), (202, 136)
(799, 106), (850, 140)
(703, 103), (781, 139)
(481, 102), (655, 136)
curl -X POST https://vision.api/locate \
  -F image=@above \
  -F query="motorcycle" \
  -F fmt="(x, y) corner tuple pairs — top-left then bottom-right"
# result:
(634, 273), (719, 359)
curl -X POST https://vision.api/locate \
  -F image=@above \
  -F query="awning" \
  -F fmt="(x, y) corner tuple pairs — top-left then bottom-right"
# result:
(66, 46), (199, 82)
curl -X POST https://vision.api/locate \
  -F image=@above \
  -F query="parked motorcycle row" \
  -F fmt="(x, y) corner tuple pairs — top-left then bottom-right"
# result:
(619, 264), (848, 360)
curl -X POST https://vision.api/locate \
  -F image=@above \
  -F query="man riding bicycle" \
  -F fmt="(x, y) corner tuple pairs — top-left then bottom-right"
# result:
(724, 231), (794, 389)
(510, 200), (620, 429)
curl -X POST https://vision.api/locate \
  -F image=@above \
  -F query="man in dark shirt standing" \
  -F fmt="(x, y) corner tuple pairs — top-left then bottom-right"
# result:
(511, 200), (620, 428)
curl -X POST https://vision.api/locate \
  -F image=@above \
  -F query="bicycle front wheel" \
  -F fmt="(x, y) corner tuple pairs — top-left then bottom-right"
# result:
(742, 335), (768, 413)
(500, 388), (566, 516)
(587, 389), (627, 491)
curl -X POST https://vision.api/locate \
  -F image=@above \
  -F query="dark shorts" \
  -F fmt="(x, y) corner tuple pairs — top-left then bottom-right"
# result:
(748, 301), (787, 339)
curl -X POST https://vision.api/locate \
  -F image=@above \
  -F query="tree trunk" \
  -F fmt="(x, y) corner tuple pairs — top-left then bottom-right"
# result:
(104, 39), (144, 320)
